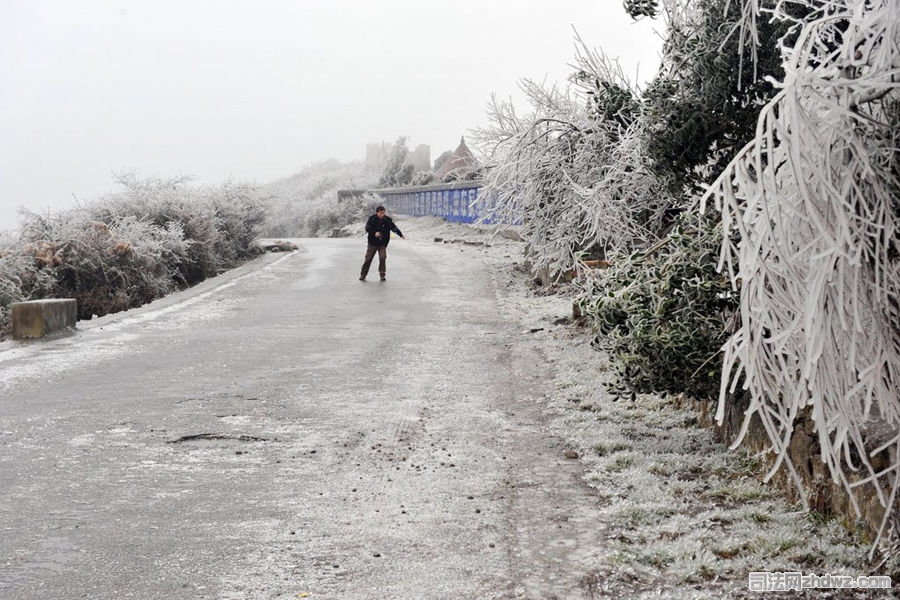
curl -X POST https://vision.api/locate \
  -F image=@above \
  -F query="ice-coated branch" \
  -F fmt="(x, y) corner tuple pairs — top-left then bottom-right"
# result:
(471, 40), (670, 277)
(703, 0), (900, 551)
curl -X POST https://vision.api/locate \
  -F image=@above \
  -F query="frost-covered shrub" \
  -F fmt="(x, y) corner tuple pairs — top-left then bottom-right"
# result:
(88, 173), (265, 285)
(411, 170), (435, 186)
(0, 172), (268, 338)
(557, 0), (783, 403)
(578, 213), (739, 401)
(306, 192), (381, 238)
(14, 210), (188, 319)
(0, 240), (49, 336)
(206, 182), (269, 266)
(88, 174), (218, 285)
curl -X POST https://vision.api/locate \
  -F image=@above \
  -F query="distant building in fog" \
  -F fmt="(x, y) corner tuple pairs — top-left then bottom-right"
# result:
(365, 142), (390, 173)
(407, 144), (430, 172)
(435, 137), (479, 182)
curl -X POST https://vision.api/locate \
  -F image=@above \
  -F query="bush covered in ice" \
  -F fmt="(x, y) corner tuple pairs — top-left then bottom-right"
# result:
(577, 214), (739, 402)
(474, 6), (781, 401)
(0, 174), (267, 338)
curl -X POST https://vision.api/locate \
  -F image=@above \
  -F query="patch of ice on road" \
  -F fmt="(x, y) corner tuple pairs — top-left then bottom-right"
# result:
(0, 252), (297, 393)
(107, 426), (136, 435)
(67, 433), (95, 447)
(0, 333), (142, 393)
(88, 288), (237, 334)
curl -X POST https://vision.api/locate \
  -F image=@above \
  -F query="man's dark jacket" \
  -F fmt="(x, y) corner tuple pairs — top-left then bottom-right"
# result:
(365, 214), (403, 247)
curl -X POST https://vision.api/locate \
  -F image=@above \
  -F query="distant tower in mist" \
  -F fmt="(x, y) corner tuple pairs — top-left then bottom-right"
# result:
(407, 144), (430, 172)
(365, 142), (390, 173)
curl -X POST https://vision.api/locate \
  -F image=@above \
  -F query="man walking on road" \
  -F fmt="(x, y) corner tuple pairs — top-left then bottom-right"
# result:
(360, 205), (405, 281)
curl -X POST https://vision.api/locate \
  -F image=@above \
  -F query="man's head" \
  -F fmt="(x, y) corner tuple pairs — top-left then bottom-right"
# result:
(375, 206), (386, 219)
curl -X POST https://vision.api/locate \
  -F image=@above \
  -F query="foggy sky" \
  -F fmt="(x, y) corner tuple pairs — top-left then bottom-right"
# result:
(0, 1), (662, 231)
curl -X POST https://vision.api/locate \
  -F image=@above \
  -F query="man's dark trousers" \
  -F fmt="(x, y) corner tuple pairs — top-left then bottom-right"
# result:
(361, 244), (387, 279)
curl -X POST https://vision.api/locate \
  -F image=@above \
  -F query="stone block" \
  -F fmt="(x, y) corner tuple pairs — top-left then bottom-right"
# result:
(11, 299), (78, 340)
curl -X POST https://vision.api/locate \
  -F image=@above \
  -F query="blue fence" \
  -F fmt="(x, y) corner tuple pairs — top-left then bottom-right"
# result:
(340, 181), (503, 224)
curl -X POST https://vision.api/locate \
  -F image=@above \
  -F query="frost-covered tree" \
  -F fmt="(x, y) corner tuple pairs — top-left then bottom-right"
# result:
(473, 36), (670, 277)
(703, 0), (900, 547)
(573, 0), (788, 404)
(641, 0), (788, 195)
(378, 137), (413, 187)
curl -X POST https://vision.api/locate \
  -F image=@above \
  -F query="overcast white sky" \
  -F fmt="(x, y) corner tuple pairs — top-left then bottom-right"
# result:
(0, 1), (662, 231)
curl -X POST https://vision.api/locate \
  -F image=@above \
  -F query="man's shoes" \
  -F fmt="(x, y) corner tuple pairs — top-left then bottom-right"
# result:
(359, 276), (366, 281)
(380, 275), (386, 281)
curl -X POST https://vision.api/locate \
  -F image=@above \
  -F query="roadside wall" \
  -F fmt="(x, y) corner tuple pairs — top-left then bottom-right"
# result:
(711, 393), (895, 543)
(339, 181), (514, 224)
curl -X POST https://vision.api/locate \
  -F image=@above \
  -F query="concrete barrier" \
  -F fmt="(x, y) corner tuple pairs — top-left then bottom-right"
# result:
(11, 299), (78, 340)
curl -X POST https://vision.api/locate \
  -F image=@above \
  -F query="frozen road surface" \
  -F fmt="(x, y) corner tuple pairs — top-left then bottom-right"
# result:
(0, 236), (607, 599)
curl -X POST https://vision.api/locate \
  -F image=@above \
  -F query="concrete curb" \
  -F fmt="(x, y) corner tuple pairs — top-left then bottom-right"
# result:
(11, 299), (77, 340)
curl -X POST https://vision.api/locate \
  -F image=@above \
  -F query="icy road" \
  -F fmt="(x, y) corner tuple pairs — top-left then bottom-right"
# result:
(0, 236), (608, 599)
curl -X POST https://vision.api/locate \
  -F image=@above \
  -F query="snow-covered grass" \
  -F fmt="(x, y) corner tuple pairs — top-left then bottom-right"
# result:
(401, 216), (892, 596)
(528, 328), (877, 595)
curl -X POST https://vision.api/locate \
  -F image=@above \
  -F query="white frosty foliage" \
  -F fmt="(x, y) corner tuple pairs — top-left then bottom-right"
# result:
(703, 0), (900, 546)
(260, 160), (376, 238)
(472, 38), (670, 276)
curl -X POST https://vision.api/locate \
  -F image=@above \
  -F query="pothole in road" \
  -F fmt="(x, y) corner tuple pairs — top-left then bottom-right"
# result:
(167, 433), (272, 444)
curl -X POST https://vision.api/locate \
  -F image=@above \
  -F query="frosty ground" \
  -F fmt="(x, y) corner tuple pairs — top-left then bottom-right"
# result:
(396, 216), (892, 599)
(0, 215), (892, 599)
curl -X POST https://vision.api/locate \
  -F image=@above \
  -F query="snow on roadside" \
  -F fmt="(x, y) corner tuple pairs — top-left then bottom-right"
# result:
(399, 216), (885, 598)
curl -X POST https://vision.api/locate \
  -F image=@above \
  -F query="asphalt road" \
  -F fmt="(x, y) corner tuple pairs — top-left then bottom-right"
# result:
(0, 235), (608, 599)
